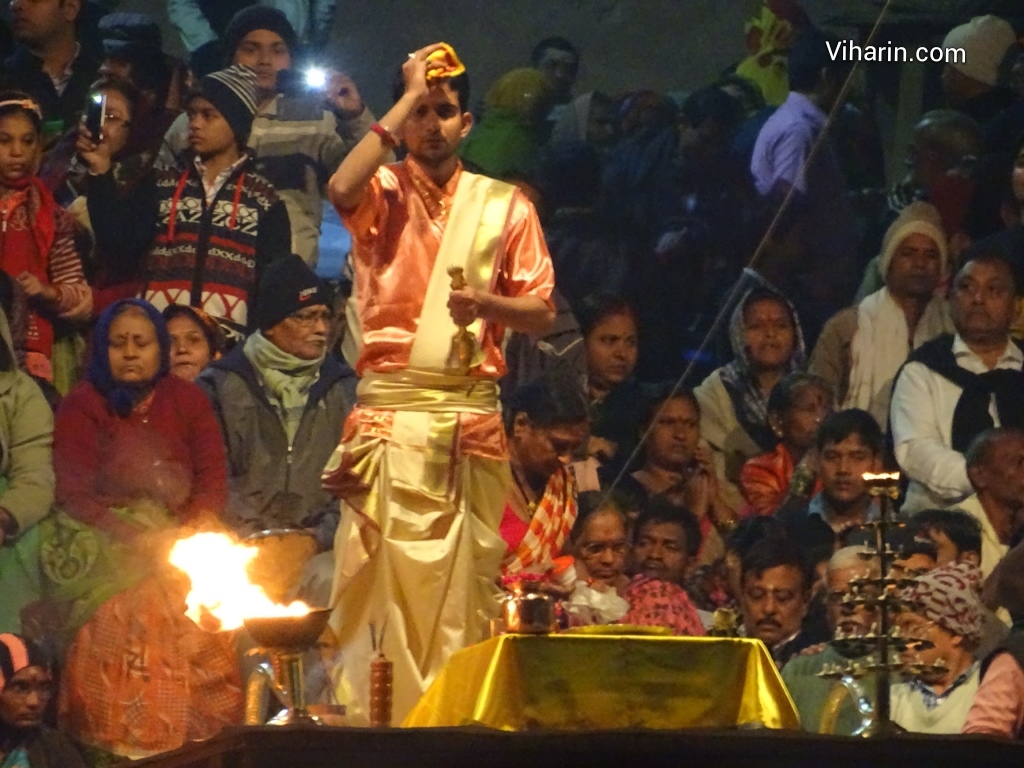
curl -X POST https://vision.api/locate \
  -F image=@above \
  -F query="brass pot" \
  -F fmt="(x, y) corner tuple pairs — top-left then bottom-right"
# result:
(503, 590), (556, 634)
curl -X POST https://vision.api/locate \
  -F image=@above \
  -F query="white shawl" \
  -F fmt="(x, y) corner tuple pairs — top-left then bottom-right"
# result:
(844, 288), (953, 426)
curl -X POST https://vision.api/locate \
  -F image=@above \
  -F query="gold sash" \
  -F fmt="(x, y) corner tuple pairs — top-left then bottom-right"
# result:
(350, 370), (501, 503)
(408, 172), (517, 371)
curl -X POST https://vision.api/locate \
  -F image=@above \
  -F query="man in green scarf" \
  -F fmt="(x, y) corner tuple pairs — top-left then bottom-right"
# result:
(197, 255), (357, 546)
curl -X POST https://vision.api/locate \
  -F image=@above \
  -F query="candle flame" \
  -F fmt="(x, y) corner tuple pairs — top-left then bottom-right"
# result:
(169, 532), (310, 631)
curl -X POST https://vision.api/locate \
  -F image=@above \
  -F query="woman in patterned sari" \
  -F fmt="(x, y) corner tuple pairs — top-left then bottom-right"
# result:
(42, 299), (241, 764)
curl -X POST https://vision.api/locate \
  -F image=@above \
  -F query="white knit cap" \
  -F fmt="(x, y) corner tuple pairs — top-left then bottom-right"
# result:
(879, 201), (948, 283)
(943, 15), (1017, 87)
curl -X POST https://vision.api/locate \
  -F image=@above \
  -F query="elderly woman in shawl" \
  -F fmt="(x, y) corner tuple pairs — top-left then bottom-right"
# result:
(810, 202), (952, 428)
(459, 68), (554, 180)
(694, 272), (805, 504)
(41, 299), (241, 763)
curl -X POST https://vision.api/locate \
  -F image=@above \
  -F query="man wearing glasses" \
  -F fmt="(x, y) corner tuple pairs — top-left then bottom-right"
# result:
(197, 254), (355, 543)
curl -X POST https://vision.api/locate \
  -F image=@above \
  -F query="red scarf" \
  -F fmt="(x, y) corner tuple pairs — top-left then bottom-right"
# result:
(0, 177), (59, 358)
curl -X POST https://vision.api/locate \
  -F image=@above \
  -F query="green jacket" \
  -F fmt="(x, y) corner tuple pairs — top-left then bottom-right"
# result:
(0, 309), (54, 536)
(0, 309), (55, 634)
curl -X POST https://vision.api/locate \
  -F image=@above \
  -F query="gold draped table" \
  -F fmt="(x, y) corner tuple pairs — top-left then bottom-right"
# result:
(403, 633), (799, 730)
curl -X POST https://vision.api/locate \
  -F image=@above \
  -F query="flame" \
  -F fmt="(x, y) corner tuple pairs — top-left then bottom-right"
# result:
(169, 532), (310, 631)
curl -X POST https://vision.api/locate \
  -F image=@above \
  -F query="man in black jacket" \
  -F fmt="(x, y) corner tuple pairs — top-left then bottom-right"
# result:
(3, 0), (102, 131)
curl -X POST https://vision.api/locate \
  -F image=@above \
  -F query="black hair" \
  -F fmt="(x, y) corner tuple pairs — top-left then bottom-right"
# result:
(162, 304), (226, 357)
(815, 408), (884, 456)
(640, 384), (700, 429)
(680, 85), (743, 133)
(504, 368), (588, 432)
(726, 515), (787, 559)
(570, 491), (629, 545)
(787, 28), (851, 93)
(576, 292), (636, 339)
(740, 536), (812, 591)
(843, 525), (939, 562)
(0, 91), (42, 134)
(88, 75), (139, 122)
(391, 66), (471, 114)
(632, 496), (702, 558)
(767, 371), (833, 415)
(716, 73), (766, 114)
(741, 287), (793, 323)
(956, 247), (1021, 294)
(530, 36), (579, 67)
(913, 508), (983, 557)
(107, 50), (171, 103)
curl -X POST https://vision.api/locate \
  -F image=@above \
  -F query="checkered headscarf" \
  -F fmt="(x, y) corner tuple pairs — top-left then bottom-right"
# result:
(900, 563), (984, 645)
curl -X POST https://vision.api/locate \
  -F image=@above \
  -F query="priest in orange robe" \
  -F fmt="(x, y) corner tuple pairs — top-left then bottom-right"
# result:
(323, 43), (555, 724)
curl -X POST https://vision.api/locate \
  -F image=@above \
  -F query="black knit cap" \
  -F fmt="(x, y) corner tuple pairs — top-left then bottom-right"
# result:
(187, 64), (260, 142)
(223, 6), (298, 62)
(253, 255), (332, 332)
(0, 633), (50, 690)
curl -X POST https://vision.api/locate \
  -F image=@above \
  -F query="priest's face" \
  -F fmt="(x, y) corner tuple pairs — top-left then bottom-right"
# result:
(402, 83), (472, 168)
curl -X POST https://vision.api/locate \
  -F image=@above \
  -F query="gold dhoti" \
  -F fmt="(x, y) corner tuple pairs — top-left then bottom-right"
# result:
(327, 370), (509, 724)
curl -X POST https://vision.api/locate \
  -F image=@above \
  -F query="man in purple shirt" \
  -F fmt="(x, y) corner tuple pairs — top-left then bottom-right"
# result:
(751, 29), (857, 343)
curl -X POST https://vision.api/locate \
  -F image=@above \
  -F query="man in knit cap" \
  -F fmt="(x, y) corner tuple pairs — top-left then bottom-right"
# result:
(159, 6), (378, 267)
(891, 563), (985, 734)
(942, 15), (1019, 155)
(80, 64), (292, 341)
(198, 254), (356, 540)
(169, 0), (337, 65)
(810, 201), (953, 428)
(0, 633), (86, 767)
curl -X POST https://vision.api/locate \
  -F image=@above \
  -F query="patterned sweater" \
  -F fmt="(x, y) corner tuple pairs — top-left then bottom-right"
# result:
(87, 155), (291, 339)
(157, 96), (375, 265)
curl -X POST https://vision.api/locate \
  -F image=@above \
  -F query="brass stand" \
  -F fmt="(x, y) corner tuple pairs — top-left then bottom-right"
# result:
(244, 609), (332, 727)
(818, 472), (946, 737)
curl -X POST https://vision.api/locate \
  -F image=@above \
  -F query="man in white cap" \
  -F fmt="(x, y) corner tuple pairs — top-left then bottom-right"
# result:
(942, 15), (1019, 154)
(810, 201), (953, 428)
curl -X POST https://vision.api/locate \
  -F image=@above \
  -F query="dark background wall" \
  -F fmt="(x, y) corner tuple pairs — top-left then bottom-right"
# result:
(117, 0), (855, 114)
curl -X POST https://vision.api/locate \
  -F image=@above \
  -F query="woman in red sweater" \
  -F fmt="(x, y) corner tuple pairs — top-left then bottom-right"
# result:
(44, 298), (242, 762)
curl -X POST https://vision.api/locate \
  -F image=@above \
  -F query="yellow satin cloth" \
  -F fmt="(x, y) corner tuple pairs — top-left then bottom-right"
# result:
(404, 634), (800, 730)
(327, 371), (510, 725)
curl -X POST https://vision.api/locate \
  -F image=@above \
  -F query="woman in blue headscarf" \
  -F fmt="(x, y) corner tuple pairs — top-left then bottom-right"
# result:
(40, 299), (241, 763)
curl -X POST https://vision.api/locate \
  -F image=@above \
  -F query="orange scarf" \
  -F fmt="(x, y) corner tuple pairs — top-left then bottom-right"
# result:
(502, 466), (578, 577)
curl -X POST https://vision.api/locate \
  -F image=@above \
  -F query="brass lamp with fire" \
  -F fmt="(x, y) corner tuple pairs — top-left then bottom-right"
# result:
(169, 529), (336, 727)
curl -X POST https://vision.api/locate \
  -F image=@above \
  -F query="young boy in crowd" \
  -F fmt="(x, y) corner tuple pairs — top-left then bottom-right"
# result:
(79, 65), (291, 342)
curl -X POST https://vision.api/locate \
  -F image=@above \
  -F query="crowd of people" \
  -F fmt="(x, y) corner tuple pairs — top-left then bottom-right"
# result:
(1, 0), (1024, 763)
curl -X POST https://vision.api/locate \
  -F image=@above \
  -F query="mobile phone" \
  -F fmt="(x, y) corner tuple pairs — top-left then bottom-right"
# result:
(84, 92), (106, 142)
(278, 68), (327, 97)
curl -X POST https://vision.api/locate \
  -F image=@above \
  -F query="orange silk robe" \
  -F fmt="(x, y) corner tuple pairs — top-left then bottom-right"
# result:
(340, 157), (555, 460)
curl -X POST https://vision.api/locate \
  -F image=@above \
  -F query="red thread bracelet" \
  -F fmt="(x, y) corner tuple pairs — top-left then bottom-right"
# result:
(370, 122), (398, 148)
